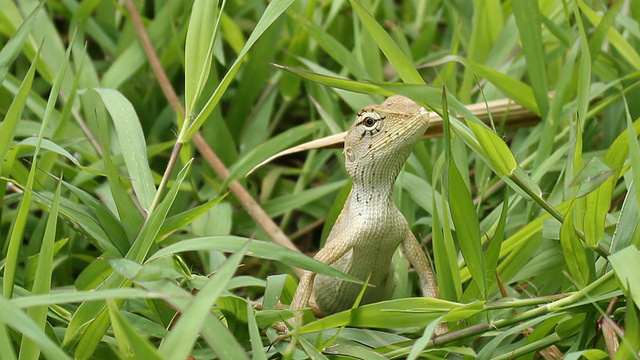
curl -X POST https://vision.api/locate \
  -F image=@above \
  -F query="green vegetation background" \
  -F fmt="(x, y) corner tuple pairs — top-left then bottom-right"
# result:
(1, 0), (639, 358)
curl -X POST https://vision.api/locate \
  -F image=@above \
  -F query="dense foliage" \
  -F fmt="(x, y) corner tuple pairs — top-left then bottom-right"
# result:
(1, 0), (640, 358)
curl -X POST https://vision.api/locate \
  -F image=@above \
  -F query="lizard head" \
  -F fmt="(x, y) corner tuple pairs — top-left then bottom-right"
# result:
(344, 95), (430, 181)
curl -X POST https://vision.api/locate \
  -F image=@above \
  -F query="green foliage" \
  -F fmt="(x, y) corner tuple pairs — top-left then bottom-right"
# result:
(1, 0), (640, 358)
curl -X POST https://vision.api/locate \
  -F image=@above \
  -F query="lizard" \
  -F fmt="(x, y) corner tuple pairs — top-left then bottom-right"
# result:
(285, 95), (446, 334)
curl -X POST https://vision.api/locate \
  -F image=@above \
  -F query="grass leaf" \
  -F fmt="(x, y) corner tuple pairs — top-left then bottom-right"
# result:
(158, 242), (250, 359)
(513, 0), (549, 118)
(348, 0), (424, 84)
(184, 0), (222, 115)
(447, 160), (485, 298)
(89, 88), (156, 212)
(184, 0), (296, 141)
(0, 1), (43, 84)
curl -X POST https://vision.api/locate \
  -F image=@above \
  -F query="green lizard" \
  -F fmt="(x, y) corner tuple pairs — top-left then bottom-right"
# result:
(287, 95), (445, 333)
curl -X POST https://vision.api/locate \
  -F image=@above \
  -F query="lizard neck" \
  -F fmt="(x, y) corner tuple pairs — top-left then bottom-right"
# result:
(346, 159), (405, 212)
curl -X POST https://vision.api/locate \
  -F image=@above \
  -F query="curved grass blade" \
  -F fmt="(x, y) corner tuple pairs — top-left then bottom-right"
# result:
(107, 299), (164, 360)
(183, 0), (295, 141)
(3, 43), (44, 298)
(146, 235), (359, 283)
(18, 176), (61, 360)
(448, 160), (485, 298)
(89, 88), (156, 213)
(0, 1), (44, 85)
(348, 0), (424, 84)
(513, 0), (549, 118)
(158, 242), (250, 359)
(184, 0), (223, 115)
(0, 296), (71, 360)
(293, 298), (463, 334)
(424, 55), (538, 114)
(64, 161), (192, 357)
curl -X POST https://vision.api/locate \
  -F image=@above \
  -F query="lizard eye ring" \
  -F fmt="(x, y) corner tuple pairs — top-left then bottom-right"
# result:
(358, 112), (385, 135)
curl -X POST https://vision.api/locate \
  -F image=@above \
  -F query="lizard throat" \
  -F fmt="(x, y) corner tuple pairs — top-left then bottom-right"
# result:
(347, 158), (406, 208)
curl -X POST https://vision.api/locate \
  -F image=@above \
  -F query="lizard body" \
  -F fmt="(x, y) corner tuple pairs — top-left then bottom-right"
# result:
(289, 96), (442, 329)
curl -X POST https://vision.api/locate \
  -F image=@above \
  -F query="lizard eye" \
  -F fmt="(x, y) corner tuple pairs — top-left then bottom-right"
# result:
(363, 116), (377, 128)
(357, 111), (385, 136)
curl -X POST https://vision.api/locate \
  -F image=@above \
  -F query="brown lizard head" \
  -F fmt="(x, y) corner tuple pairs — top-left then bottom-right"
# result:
(343, 95), (430, 183)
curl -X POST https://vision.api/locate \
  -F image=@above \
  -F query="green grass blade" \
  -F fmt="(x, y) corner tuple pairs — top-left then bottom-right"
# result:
(609, 246), (640, 310)
(447, 160), (485, 298)
(228, 120), (324, 182)
(0, 322), (17, 360)
(246, 302), (268, 360)
(274, 64), (392, 95)
(484, 194), (507, 293)
(466, 120), (517, 177)
(298, 336), (328, 359)
(564, 350), (609, 360)
(427, 55), (538, 113)
(560, 203), (591, 288)
(398, 172), (440, 215)
(617, 289), (640, 360)
(18, 177), (62, 360)
(74, 305), (114, 360)
(200, 315), (251, 360)
(609, 186), (640, 253)
(459, 0), (503, 102)
(184, 0), (295, 141)
(0, 1), (43, 85)
(100, 2), (186, 89)
(26, 26), (75, 174)
(0, 45), (38, 166)
(97, 117), (144, 242)
(62, 181), (130, 255)
(126, 160), (192, 262)
(287, 9), (368, 79)
(260, 180), (347, 218)
(0, 296), (71, 360)
(1, 1), (636, 356)
(184, 0), (222, 115)
(292, 298), (462, 333)
(578, 0), (640, 70)
(107, 299), (164, 360)
(513, 0), (549, 118)
(65, 161), (192, 357)
(158, 242), (250, 359)
(12, 288), (166, 309)
(348, 0), (424, 84)
(147, 235), (359, 283)
(16, 137), (82, 167)
(542, 41), (579, 171)
(0, 53), (36, 296)
(574, 4), (592, 126)
(158, 195), (226, 238)
(432, 186), (462, 301)
(586, 0), (624, 62)
(577, 118), (640, 249)
(89, 88), (157, 213)
(624, 99), (640, 220)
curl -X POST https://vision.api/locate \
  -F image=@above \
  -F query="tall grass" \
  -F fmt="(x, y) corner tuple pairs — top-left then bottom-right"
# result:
(1, 0), (639, 358)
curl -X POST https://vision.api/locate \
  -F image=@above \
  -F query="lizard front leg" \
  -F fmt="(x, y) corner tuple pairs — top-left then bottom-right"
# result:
(286, 236), (353, 327)
(402, 229), (448, 334)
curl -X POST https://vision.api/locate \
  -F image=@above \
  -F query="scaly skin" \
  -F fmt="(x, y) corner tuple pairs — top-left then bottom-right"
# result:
(288, 95), (445, 333)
